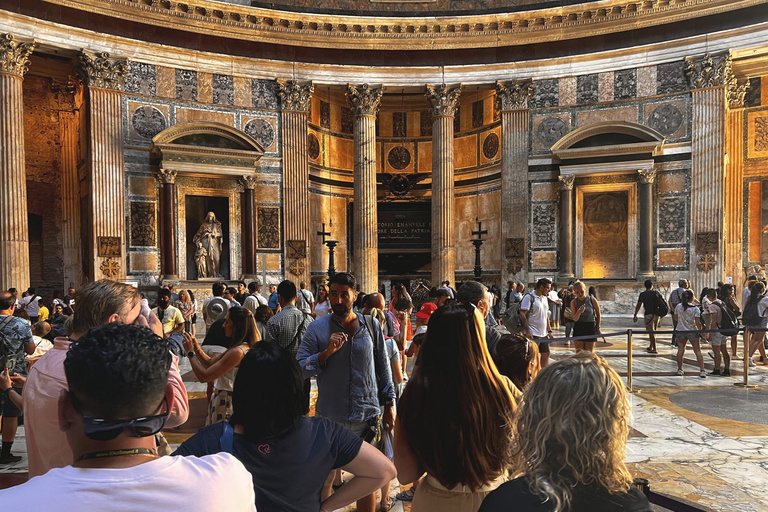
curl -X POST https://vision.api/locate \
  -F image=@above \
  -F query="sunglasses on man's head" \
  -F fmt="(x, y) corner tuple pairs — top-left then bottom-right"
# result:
(69, 392), (169, 441)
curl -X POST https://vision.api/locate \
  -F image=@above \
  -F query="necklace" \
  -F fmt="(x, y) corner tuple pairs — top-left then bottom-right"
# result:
(75, 448), (157, 462)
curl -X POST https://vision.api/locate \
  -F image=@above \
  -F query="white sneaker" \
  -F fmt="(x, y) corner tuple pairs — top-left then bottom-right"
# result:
(700, 370), (707, 378)
(732, 355), (743, 360)
(676, 369), (684, 376)
(707, 350), (715, 360)
(749, 358), (757, 367)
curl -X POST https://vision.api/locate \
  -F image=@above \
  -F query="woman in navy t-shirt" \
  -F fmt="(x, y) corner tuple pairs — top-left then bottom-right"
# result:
(175, 342), (395, 512)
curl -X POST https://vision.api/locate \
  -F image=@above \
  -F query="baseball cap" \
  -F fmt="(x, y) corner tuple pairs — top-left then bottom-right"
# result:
(416, 302), (438, 319)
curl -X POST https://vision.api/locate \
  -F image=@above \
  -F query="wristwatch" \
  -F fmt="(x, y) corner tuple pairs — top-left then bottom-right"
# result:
(187, 351), (196, 358)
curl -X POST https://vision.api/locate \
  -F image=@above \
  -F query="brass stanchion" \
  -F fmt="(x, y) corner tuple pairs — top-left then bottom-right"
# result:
(734, 327), (757, 389)
(627, 329), (633, 392)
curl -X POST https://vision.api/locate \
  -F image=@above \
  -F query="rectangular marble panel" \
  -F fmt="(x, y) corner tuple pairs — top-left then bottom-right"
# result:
(595, 285), (616, 301)
(636, 66), (657, 98)
(764, 75), (768, 106)
(763, 180), (768, 264)
(658, 196), (687, 243)
(233, 76), (251, 107)
(130, 202), (156, 247)
(175, 108), (235, 125)
(130, 252), (158, 272)
(532, 251), (557, 269)
(251, 80), (278, 110)
(176, 69), (198, 102)
(532, 79), (559, 109)
(197, 72), (213, 104)
(407, 110), (420, 137)
(577, 74), (599, 105)
(472, 100), (484, 128)
(264, 253), (282, 271)
(576, 106), (637, 128)
(744, 77), (761, 108)
(129, 176), (157, 197)
(156, 66), (175, 99)
(658, 248), (685, 266)
(418, 141), (432, 172)
(212, 74), (234, 106)
(341, 107), (354, 134)
(328, 136), (354, 170)
(531, 203), (557, 248)
(393, 112), (407, 138)
(320, 100), (331, 129)
(125, 62), (156, 97)
(559, 76), (577, 107)
(747, 110), (768, 159)
(257, 207), (280, 248)
(749, 180), (762, 262)
(656, 62), (688, 95)
(614, 69), (637, 100)
(454, 109), (462, 133)
(420, 110), (432, 136)
(582, 191), (628, 278)
(531, 182), (559, 201)
(598, 72), (614, 103)
(454, 135), (477, 169)
(657, 172), (687, 194)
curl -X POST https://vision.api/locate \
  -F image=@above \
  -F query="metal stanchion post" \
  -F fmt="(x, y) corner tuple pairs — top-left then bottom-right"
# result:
(735, 327), (757, 389)
(627, 329), (633, 392)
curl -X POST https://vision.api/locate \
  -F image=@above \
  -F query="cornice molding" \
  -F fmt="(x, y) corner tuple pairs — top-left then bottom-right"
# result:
(0, 33), (35, 78)
(38, 0), (768, 51)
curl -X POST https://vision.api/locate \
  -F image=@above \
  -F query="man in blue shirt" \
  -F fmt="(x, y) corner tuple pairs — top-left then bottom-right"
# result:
(297, 272), (394, 512)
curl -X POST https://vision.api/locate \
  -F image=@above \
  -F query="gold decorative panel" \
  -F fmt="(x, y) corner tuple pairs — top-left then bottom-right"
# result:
(582, 191), (629, 279)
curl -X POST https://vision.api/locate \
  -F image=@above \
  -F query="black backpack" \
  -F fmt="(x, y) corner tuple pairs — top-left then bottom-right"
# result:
(0, 316), (16, 373)
(742, 298), (762, 327)
(715, 301), (739, 336)
(653, 291), (669, 318)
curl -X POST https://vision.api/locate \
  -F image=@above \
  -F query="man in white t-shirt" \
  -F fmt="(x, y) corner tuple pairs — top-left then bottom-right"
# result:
(520, 278), (554, 368)
(21, 287), (42, 322)
(242, 281), (268, 315)
(0, 322), (255, 511)
(296, 281), (315, 316)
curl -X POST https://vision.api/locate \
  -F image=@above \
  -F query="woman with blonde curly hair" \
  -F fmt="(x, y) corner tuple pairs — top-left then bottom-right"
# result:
(394, 302), (517, 512)
(479, 353), (650, 512)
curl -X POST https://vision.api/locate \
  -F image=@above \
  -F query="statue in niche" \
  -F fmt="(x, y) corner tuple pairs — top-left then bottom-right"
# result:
(192, 212), (223, 278)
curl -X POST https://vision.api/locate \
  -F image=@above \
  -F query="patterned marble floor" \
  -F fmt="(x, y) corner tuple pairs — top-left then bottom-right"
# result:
(2, 317), (767, 512)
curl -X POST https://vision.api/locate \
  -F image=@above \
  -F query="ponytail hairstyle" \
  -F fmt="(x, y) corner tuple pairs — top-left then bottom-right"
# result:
(681, 290), (694, 310)
(227, 306), (260, 349)
(748, 281), (766, 307)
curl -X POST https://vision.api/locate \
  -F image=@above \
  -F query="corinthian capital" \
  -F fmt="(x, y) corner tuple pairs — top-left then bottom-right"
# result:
(426, 84), (462, 118)
(156, 168), (177, 184)
(638, 168), (657, 184)
(496, 79), (534, 111)
(78, 51), (127, 90)
(346, 84), (383, 117)
(685, 52), (730, 91)
(276, 79), (313, 113)
(558, 174), (574, 191)
(239, 175), (258, 190)
(0, 34), (36, 78)
(724, 59), (751, 109)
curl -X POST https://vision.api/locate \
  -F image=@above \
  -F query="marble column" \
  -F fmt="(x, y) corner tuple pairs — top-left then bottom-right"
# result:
(240, 175), (258, 279)
(55, 76), (84, 289)
(558, 175), (575, 279)
(79, 51), (128, 281)
(637, 168), (657, 279)
(276, 80), (313, 285)
(685, 52), (728, 292)
(427, 84), (461, 287)
(347, 84), (382, 294)
(496, 80), (534, 285)
(724, 68), (750, 286)
(0, 34), (35, 291)
(156, 169), (178, 279)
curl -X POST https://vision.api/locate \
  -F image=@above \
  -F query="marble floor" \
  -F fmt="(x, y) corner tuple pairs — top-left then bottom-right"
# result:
(2, 316), (767, 511)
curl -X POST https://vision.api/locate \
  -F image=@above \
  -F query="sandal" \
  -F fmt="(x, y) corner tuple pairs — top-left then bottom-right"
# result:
(380, 499), (394, 511)
(646, 347), (658, 354)
(332, 480), (346, 493)
(396, 488), (415, 501)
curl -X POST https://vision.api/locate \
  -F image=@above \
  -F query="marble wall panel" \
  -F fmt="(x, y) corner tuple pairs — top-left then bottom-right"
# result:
(454, 190), (502, 272)
(747, 110), (768, 160)
(748, 180), (762, 262)
(258, 207), (280, 248)
(175, 108), (235, 125)
(128, 102), (168, 141)
(484, 96), (495, 125)
(328, 136), (354, 170)
(636, 66), (657, 98)
(233, 76), (251, 107)
(418, 141), (432, 172)
(393, 112), (408, 138)
(124, 62), (156, 97)
(130, 252), (158, 272)
(658, 248), (685, 267)
(156, 66), (175, 99)
(532, 79), (559, 109)
(407, 110), (420, 137)
(576, 106), (637, 127)
(764, 75), (768, 106)
(243, 117), (277, 152)
(384, 143), (415, 173)
(341, 107), (354, 134)
(175, 69), (198, 102)
(646, 100), (687, 139)
(197, 72), (213, 104)
(744, 77), (761, 108)
(264, 253), (282, 273)
(212, 74), (234, 106)
(129, 176), (157, 197)
(254, 183), (280, 202)
(656, 62), (688, 95)
(577, 75), (599, 105)
(532, 251), (557, 269)
(320, 100), (331, 129)
(251, 80), (278, 110)
(531, 182), (558, 201)
(614, 69), (637, 100)
(454, 109), (462, 133)
(657, 172), (688, 195)
(130, 202), (156, 247)
(472, 100), (484, 128)
(479, 128), (500, 164)
(559, 76), (577, 107)
(531, 203), (557, 248)
(420, 110), (433, 137)
(533, 113), (570, 151)
(598, 72), (614, 103)
(658, 196), (687, 243)
(454, 135), (477, 169)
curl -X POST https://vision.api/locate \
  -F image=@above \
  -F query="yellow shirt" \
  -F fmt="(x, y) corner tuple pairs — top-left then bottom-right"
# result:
(152, 305), (185, 335)
(37, 306), (49, 322)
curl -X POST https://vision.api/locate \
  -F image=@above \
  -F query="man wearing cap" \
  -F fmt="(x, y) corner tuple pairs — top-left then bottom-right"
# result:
(409, 302), (436, 362)
(202, 283), (230, 331)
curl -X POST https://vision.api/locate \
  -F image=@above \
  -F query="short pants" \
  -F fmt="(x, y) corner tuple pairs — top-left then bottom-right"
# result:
(644, 314), (660, 332)
(533, 336), (550, 354)
(339, 417), (380, 445)
(710, 331), (727, 347)
(0, 387), (23, 418)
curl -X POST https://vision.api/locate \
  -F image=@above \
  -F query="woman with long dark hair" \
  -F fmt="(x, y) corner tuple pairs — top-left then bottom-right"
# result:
(743, 281), (768, 366)
(479, 353), (651, 512)
(672, 290), (705, 377)
(313, 284), (331, 319)
(182, 306), (260, 424)
(493, 333), (541, 396)
(175, 342), (395, 512)
(394, 303), (516, 511)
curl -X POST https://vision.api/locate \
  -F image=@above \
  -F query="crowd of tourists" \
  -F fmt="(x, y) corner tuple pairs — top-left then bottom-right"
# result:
(9, 271), (767, 509)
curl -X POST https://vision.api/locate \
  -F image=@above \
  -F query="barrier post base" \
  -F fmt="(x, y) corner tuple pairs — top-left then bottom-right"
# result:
(733, 382), (758, 389)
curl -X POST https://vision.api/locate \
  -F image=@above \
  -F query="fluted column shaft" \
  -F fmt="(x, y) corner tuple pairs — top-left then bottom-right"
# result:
(240, 176), (258, 278)
(157, 169), (178, 279)
(558, 175), (575, 279)
(497, 80), (534, 285)
(427, 84), (461, 287)
(0, 34), (35, 291)
(0, 73), (30, 291)
(277, 80), (313, 285)
(347, 84), (382, 294)
(637, 168), (656, 278)
(60, 109), (82, 288)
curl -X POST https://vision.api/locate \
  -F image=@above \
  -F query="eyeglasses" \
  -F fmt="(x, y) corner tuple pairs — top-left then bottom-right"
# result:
(69, 393), (169, 441)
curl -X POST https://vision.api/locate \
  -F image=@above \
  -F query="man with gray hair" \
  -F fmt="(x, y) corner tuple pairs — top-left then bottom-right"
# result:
(456, 281), (500, 355)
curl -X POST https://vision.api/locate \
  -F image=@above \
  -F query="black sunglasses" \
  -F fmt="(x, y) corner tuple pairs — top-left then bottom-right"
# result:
(69, 392), (169, 441)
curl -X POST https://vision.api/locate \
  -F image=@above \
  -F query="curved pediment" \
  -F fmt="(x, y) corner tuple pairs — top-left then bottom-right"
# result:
(153, 122), (264, 153)
(551, 121), (664, 152)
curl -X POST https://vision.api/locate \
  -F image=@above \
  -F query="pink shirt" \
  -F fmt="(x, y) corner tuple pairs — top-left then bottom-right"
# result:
(23, 336), (190, 478)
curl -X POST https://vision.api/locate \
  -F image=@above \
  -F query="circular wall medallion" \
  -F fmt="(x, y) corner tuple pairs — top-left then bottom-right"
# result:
(387, 146), (411, 170)
(648, 104), (683, 136)
(131, 106), (166, 139)
(482, 132), (500, 159)
(244, 118), (275, 149)
(536, 117), (568, 147)
(307, 133), (320, 159)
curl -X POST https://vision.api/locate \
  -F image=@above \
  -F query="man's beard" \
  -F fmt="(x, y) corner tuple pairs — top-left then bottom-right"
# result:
(332, 304), (351, 317)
